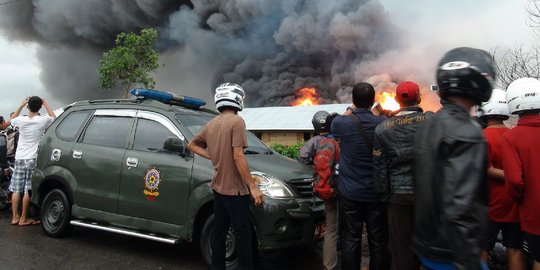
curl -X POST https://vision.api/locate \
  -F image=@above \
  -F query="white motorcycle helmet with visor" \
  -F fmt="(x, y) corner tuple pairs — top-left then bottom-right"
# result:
(479, 88), (509, 119)
(214, 83), (245, 112)
(506, 77), (540, 115)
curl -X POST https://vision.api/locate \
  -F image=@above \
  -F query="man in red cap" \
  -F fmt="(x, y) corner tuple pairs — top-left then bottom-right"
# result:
(373, 81), (433, 270)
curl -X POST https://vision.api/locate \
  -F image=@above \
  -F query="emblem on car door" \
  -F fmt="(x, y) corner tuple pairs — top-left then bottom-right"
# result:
(143, 167), (162, 201)
(50, 149), (62, 162)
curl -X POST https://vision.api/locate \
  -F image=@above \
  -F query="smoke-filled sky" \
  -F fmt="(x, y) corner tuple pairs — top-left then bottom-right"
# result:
(0, 0), (536, 118)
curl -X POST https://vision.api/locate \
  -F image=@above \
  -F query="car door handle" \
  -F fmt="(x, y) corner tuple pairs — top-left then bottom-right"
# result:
(72, 150), (82, 159)
(126, 157), (138, 168)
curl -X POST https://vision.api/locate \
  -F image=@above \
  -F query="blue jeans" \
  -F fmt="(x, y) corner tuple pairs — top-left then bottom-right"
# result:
(212, 191), (253, 270)
(419, 257), (488, 270)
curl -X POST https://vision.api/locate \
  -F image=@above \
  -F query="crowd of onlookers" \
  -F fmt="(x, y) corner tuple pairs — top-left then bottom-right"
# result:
(299, 47), (540, 270)
(3, 46), (539, 270)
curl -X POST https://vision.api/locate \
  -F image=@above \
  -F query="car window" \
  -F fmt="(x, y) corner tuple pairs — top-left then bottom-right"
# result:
(56, 111), (91, 142)
(177, 113), (211, 136)
(82, 116), (133, 148)
(133, 118), (176, 152)
(177, 113), (270, 151)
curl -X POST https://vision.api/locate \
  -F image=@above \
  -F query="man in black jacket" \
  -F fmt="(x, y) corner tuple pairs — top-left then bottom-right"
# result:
(413, 47), (494, 270)
(373, 81), (432, 270)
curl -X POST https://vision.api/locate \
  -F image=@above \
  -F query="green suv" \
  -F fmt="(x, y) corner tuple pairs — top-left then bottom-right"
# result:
(32, 90), (324, 267)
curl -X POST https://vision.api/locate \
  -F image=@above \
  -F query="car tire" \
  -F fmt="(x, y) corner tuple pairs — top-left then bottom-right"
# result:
(200, 214), (240, 269)
(41, 189), (72, 238)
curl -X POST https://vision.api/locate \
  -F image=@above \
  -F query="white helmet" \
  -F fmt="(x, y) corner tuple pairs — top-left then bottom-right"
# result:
(506, 77), (540, 114)
(479, 89), (509, 118)
(214, 83), (245, 112)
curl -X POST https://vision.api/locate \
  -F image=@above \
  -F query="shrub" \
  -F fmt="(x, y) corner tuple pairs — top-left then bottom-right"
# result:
(270, 142), (304, 160)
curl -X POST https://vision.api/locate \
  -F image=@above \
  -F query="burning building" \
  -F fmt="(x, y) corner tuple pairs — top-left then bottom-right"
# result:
(241, 84), (439, 146)
(239, 103), (349, 146)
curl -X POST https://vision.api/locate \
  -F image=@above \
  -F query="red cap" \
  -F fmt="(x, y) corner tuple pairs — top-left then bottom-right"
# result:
(396, 81), (420, 101)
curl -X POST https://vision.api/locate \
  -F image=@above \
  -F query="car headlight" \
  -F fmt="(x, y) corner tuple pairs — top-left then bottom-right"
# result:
(252, 171), (294, 199)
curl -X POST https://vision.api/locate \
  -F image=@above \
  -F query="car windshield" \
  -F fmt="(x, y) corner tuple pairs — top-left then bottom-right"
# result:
(176, 113), (272, 155)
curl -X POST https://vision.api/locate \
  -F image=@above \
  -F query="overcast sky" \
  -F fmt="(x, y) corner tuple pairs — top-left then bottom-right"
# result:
(0, 0), (536, 119)
(0, 37), (54, 118)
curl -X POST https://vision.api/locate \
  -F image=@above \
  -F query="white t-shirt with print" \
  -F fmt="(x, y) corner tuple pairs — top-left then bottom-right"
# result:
(11, 115), (54, 160)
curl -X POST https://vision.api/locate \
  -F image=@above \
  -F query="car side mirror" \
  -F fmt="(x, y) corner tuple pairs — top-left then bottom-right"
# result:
(163, 137), (185, 154)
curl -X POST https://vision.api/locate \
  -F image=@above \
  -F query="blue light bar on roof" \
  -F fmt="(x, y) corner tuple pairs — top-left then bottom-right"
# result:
(130, 88), (206, 108)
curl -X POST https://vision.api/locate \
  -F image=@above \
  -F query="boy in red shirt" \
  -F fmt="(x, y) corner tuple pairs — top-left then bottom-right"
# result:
(501, 77), (540, 270)
(479, 89), (524, 270)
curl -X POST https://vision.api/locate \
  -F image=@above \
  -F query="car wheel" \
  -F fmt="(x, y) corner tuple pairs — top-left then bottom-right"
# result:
(41, 189), (72, 237)
(200, 214), (240, 269)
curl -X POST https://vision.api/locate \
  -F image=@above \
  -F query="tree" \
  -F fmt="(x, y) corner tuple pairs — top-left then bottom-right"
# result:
(490, 2), (540, 89)
(528, 1), (540, 39)
(487, 3), (540, 127)
(492, 45), (540, 89)
(98, 28), (159, 98)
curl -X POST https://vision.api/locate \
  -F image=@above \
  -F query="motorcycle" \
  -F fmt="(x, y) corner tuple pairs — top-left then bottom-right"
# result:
(0, 163), (12, 210)
(0, 133), (13, 210)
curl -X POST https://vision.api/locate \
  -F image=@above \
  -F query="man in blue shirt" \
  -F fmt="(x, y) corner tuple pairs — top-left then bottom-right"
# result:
(331, 82), (388, 270)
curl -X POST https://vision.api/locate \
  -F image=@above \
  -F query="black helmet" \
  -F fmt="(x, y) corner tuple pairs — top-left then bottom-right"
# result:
(326, 113), (339, 130)
(436, 47), (496, 104)
(312, 111), (330, 132)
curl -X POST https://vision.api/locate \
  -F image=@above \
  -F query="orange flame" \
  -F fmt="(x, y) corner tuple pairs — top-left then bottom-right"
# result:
(376, 92), (400, 112)
(292, 87), (319, 106)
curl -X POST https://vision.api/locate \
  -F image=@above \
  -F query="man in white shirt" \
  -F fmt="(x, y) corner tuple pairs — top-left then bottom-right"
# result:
(9, 96), (55, 226)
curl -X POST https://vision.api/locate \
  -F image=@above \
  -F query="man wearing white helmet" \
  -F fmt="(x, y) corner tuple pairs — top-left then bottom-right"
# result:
(188, 83), (264, 270)
(501, 77), (540, 270)
(478, 89), (524, 270)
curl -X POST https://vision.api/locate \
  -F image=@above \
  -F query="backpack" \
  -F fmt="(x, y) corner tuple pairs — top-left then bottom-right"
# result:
(2, 127), (18, 158)
(312, 137), (340, 201)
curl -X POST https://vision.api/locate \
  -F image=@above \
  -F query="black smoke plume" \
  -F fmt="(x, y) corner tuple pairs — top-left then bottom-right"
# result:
(0, 0), (427, 108)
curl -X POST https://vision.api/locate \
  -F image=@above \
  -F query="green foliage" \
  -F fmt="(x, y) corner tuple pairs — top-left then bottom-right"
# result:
(270, 142), (304, 160)
(98, 28), (159, 98)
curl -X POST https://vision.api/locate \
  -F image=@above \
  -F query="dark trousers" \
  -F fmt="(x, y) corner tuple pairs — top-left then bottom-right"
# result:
(212, 192), (253, 270)
(388, 194), (420, 270)
(339, 195), (389, 270)
(525, 232), (540, 263)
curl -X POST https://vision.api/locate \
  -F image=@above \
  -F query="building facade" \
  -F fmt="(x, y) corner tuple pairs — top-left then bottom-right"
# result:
(240, 104), (349, 146)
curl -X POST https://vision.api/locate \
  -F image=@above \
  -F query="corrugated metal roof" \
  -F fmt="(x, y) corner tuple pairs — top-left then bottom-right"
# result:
(239, 104), (349, 131)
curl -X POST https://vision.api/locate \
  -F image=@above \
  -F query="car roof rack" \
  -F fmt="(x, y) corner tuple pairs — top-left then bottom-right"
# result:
(130, 88), (206, 109)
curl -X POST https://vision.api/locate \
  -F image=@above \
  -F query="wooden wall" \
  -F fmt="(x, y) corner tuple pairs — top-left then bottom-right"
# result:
(257, 130), (314, 146)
